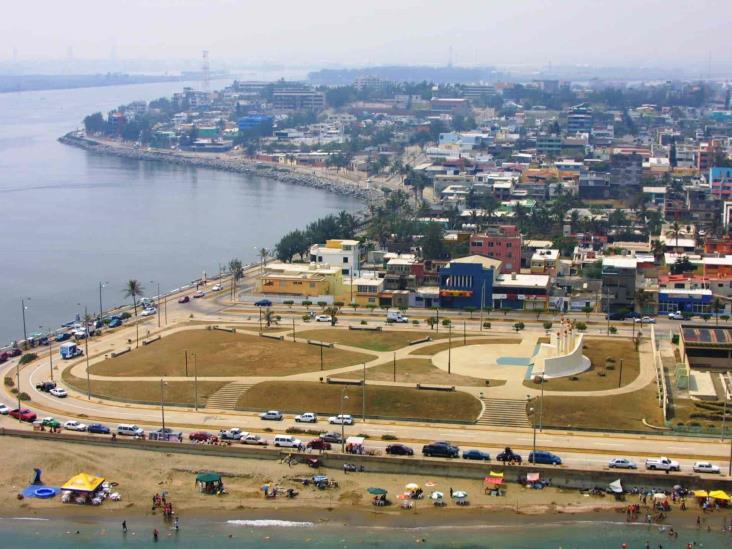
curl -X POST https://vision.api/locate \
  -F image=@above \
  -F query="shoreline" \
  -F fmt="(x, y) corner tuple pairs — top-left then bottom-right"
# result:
(58, 132), (380, 202)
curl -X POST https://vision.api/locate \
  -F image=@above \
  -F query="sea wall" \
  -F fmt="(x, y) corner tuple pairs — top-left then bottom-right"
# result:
(58, 132), (380, 203)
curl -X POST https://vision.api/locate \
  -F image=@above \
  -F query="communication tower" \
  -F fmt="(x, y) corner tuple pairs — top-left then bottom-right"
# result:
(202, 50), (210, 93)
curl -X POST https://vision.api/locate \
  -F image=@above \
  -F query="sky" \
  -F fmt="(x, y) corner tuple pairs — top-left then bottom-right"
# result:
(2, 0), (731, 70)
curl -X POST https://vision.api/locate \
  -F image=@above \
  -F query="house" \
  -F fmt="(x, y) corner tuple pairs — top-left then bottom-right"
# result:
(468, 225), (522, 273)
(438, 255), (501, 309)
(492, 273), (551, 311)
(680, 324), (732, 370)
(601, 256), (639, 313)
(309, 239), (360, 276)
(530, 249), (559, 275)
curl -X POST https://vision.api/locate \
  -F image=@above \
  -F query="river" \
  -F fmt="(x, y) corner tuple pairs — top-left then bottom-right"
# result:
(0, 80), (361, 344)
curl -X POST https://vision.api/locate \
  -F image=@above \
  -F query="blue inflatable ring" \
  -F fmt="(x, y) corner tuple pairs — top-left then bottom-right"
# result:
(34, 488), (55, 499)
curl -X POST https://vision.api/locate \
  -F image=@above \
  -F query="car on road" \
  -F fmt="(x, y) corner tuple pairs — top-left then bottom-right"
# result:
(178, 296), (190, 304)
(141, 307), (157, 317)
(212, 284), (223, 291)
(634, 316), (656, 324)
(306, 438), (332, 451)
(319, 431), (344, 444)
(108, 318), (122, 328)
(462, 449), (491, 461)
(0, 352), (8, 364)
(11, 408), (37, 422)
(49, 387), (68, 398)
(528, 451), (562, 465)
(40, 417), (61, 429)
(608, 457), (637, 469)
(193, 290), (205, 298)
(315, 315), (332, 323)
(667, 311), (684, 320)
(386, 311), (409, 323)
(295, 412), (317, 423)
(189, 431), (218, 443)
(117, 424), (145, 437)
(0, 403), (9, 415)
(219, 428), (244, 440)
(7, 348), (21, 357)
(241, 433), (268, 446)
(273, 435), (303, 448)
(422, 441), (460, 458)
(152, 427), (183, 440)
(385, 443), (414, 456)
(645, 457), (680, 471)
(693, 461), (721, 474)
(35, 381), (56, 392)
(87, 423), (111, 434)
(259, 410), (283, 421)
(328, 414), (353, 425)
(64, 420), (87, 432)
(55, 332), (72, 342)
(254, 299), (272, 307)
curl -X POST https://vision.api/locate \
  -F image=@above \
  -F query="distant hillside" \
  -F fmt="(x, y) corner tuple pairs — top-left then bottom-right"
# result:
(308, 65), (502, 86)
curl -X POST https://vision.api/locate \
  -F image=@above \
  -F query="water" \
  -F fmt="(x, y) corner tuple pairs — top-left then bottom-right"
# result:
(0, 81), (361, 344)
(1, 516), (729, 548)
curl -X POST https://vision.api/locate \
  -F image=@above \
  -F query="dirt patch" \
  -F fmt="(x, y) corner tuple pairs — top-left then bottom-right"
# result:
(410, 338), (520, 356)
(297, 329), (448, 352)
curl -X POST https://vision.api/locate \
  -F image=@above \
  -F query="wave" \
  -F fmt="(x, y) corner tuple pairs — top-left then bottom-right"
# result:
(2, 517), (51, 521)
(226, 520), (314, 528)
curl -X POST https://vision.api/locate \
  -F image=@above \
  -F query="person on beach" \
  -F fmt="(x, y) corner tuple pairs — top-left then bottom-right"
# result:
(153, 528), (159, 542)
(122, 520), (127, 533)
(174, 517), (180, 531)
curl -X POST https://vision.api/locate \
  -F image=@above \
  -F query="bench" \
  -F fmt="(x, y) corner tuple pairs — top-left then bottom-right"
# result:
(212, 326), (236, 333)
(408, 336), (432, 345)
(307, 339), (334, 348)
(142, 335), (161, 346)
(110, 347), (131, 358)
(348, 325), (382, 332)
(416, 384), (455, 392)
(326, 378), (364, 386)
(260, 333), (284, 341)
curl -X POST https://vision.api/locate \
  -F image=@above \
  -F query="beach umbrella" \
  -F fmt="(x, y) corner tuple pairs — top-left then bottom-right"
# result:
(608, 480), (623, 494)
(452, 490), (468, 499)
(431, 491), (444, 500)
(367, 487), (387, 495)
(709, 490), (731, 501)
(653, 493), (667, 501)
(693, 490), (709, 498)
(405, 483), (420, 491)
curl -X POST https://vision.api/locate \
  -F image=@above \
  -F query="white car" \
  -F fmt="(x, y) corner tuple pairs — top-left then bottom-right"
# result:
(49, 387), (68, 398)
(634, 316), (656, 324)
(668, 311), (684, 320)
(295, 412), (317, 423)
(328, 414), (354, 425)
(141, 307), (156, 317)
(241, 433), (268, 446)
(259, 410), (283, 421)
(0, 403), (9, 415)
(608, 457), (637, 469)
(693, 461), (721, 474)
(212, 284), (223, 291)
(315, 315), (332, 323)
(64, 420), (88, 432)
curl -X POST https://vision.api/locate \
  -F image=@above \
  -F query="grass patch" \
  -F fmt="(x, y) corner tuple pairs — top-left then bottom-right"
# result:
(62, 369), (225, 406)
(90, 330), (373, 377)
(537, 382), (661, 431)
(410, 337), (520, 356)
(296, 329), (447, 352)
(235, 381), (481, 422)
(338, 358), (505, 388)
(522, 338), (640, 392)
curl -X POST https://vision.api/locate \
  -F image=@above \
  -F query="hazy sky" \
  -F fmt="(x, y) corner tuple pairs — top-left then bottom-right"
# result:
(2, 0), (730, 68)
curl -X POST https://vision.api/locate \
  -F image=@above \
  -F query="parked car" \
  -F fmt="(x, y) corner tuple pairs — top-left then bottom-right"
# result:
(328, 414), (353, 425)
(462, 449), (491, 461)
(273, 435), (302, 448)
(0, 403), (9, 415)
(64, 420), (87, 432)
(295, 412), (317, 423)
(7, 348), (22, 358)
(259, 410), (283, 421)
(319, 431), (344, 444)
(634, 316), (656, 324)
(241, 433), (268, 446)
(254, 299), (272, 307)
(55, 332), (72, 342)
(193, 290), (205, 298)
(178, 296), (190, 304)
(189, 431), (218, 442)
(117, 424), (144, 437)
(608, 457), (637, 469)
(386, 311), (408, 323)
(10, 408), (37, 422)
(306, 438), (332, 451)
(87, 423), (111, 434)
(212, 284), (223, 291)
(219, 428), (244, 440)
(152, 427), (182, 440)
(528, 451), (562, 465)
(108, 318), (122, 328)
(667, 311), (684, 320)
(0, 352), (8, 363)
(141, 307), (157, 317)
(315, 314), (332, 323)
(422, 441), (460, 458)
(35, 381), (56, 392)
(50, 387), (68, 398)
(385, 443), (414, 456)
(693, 461), (721, 474)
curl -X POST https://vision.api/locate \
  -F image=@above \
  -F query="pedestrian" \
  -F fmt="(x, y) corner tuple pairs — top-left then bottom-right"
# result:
(645, 541), (650, 549)
(122, 520), (127, 533)
(696, 515), (701, 528)
(153, 528), (159, 542)
(174, 517), (180, 531)
(449, 487), (453, 498)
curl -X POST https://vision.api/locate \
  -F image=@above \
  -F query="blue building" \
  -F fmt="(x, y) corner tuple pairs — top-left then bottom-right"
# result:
(238, 114), (273, 135)
(657, 289), (713, 314)
(438, 256), (501, 309)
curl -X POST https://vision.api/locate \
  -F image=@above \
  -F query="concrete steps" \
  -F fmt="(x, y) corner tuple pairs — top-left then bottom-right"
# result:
(205, 382), (254, 410)
(477, 398), (532, 428)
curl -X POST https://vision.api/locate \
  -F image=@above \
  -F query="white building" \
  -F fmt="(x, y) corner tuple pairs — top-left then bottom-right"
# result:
(309, 239), (361, 277)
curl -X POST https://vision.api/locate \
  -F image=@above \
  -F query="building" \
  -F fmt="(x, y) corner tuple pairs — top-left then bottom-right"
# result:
(493, 273), (551, 311)
(309, 239), (360, 276)
(430, 98), (469, 115)
(530, 249), (559, 275)
(353, 76), (391, 92)
(383, 257), (420, 291)
(579, 172), (611, 199)
(468, 225), (522, 273)
(566, 104), (593, 135)
(438, 255), (501, 309)
(256, 263), (341, 299)
(657, 288), (713, 314)
(680, 324), (732, 369)
(462, 84), (497, 101)
(238, 114), (273, 133)
(536, 134), (562, 156)
(610, 150), (643, 188)
(709, 167), (732, 200)
(602, 256), (639, 313)
(273, 87), (326, 111)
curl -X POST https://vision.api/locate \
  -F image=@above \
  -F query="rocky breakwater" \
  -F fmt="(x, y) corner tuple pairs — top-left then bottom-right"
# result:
(58, 132), (380, 202)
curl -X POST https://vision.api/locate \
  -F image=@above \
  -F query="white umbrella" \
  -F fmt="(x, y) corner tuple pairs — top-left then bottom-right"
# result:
(653, 493), (667, 501)
(431, 491), (444, 500)
(452, 490), (468, 499)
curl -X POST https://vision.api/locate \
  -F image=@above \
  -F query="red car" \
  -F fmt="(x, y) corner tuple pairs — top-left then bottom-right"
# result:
(189, 431), (218, 443)
(7, 348), (22, 358)
(306, 438), (332, 451)
(10, 408), (36, 422)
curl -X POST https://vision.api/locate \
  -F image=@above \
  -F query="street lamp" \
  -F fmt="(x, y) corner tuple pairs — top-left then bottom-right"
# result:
(20, 298), (30, 350)
(160, 378), (168, 433)
(528, 394), (536, 458)
(193, 352), (199, 411)
(150, 280), (161, 328)
(447, 323), (452, 374)
(84, 306), (91, 400)
(99, 282), (108, 321)
(40, 325), (54, 382)
(340, 390), (349, 453)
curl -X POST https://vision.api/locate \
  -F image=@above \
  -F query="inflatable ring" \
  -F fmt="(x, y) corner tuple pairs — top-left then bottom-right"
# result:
(34, 488), (55, 499)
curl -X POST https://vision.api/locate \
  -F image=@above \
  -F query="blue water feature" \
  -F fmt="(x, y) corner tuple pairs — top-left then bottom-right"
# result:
(495, 356), (533, 366)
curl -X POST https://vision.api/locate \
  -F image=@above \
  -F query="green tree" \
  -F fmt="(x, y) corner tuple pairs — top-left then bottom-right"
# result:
(421, 222), (446, 260)
(123, 279), (144, 348)
(634, 289), (654, 315)
(228, 258), (244, 298)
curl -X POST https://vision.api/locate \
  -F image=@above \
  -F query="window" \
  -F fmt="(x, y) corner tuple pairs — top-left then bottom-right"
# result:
(342, 268), (350, 275)
(309, 282), (316, 288)
(506, 242), (512, 248)
(343, 257), (349, 263)
(488, 242), (494, 248)
(471, 241), (482, 247)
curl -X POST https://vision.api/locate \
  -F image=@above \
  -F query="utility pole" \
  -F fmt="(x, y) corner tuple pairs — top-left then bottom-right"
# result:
(320, 344), (324, 371)
(99, 282), (107, 321)
(15, 362), (21, 421)
(539, 376), (544, 432)
(184, 350), (189, 377)
(84, 306), (91, 400)
(463, 321), (466, 344)
(721, 397), (728, 442)
(618, 359), (624, 388)
(48, 329), (54, 381)
(21, 298), (29, 350)
(193, 353), (199, 411)
(340, 390), (349, 453)
(292, 318), (296, 342)
(480, 279), (485, 332)
(362, 362), (366, 423)
(393, 351), (396, 382)
(448, 324), (452, 374)
(436, 308), (440, 334)
(160, 378), (166, 433)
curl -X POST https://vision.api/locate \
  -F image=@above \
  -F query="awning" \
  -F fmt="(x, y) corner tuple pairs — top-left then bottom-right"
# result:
(62, 473), (104, 493)
(346, 436), (365, 446)
(608, 480), (623, 494)
(196, 472), (221, 483)
(484, 476), (504, 486)
(709, 490), (731, 501)
(367, 487), (387, 495)
(526, 473), (540, 482)
(489, 471), (504, 478)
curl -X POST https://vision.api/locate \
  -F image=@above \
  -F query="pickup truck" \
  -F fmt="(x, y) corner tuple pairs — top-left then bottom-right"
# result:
(295, 412), (317, 423)
(219, 428), (244, 440)
(36, 381), (57, 392)
(645, 457), (680, 471)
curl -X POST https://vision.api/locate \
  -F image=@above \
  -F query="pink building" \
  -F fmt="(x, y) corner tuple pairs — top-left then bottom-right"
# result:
(469, 225), (521, 273)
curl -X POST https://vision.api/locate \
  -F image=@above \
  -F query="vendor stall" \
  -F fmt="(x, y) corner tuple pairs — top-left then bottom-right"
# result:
(196, 472), (224, 495)
(61, 473), (106, 505)
(484, 472), (505, 496)
(345, 436), (365, 455)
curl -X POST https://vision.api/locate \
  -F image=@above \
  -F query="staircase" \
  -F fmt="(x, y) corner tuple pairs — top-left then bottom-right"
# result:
(205, 382), (254, 410)
(476, 398), (532, 428)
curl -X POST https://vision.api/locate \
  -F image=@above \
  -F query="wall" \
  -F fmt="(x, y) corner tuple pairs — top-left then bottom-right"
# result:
(540, 333), (591, 379)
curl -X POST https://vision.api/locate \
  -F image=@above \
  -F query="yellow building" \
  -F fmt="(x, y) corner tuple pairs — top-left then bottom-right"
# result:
(257, 262), (341, 298)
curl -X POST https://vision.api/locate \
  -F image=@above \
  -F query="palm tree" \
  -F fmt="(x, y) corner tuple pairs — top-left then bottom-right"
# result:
(123, 280), (144, 348)
(323, 305), (339, 327)
(228, 258), (244, 299)
(671, 221), (681, 252)
(712, 297), (723, 326)
(650, 240), (666, 262)
(258, 248), (268, 273)
(634, 289), (654, 315)
(263, 308), (279, 328)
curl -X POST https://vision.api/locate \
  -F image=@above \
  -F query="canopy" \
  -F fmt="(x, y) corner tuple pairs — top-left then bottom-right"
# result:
(452, 490), (468, 499)
(430, 491), (444, 500)
(526, 473), (540, 482)
(62, 473), (104, 493)
(608, 480), (623, 494)
(367, 487), (388, 495)
(489, 471), (504, 478)
(653, 493), (668, 501)
(405, 483), (420, 491)
(346, 436), (365, 446)
(196, 472), (221, 483)
(709, 490), (731, 501)
(693, 490), (709, 498)
(484, 476), (504, 486)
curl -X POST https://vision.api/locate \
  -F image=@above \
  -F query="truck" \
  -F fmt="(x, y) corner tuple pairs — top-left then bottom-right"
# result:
(219, 427), (245, 440)
(386, 311), (408, 323)
(35, 381), (57, 392)
(59, 342), (83, 359)
(645, 457), (680, 471)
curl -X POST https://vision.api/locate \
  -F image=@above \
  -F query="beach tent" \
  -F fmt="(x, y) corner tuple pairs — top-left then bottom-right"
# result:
(367, 487), (388, 495)
(608, 480), (623, 494)
(693, 490), (709, 498)
(405, 483), (420, 491)
(345, 436), (365, 454)
(484, 476), (504, 486)
(652, 493), (668, 501)
(709, 490), (731, 501)
(196, 472), (223, 495)
(526, 473), (540, 483)
(62, 473), (104, 493)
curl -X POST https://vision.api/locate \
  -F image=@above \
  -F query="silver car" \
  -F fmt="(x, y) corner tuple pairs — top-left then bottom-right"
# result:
(609, 457), (637, 469)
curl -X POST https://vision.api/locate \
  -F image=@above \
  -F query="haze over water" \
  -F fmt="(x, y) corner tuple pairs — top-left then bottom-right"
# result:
(0, 80), (361, 344)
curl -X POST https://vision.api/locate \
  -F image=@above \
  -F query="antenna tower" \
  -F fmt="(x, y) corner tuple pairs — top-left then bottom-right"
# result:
(202, 50), (210, 93)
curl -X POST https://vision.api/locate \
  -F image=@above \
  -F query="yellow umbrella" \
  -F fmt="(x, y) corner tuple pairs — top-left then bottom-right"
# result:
(62, 472), (105, 493)
(709, 490), (731, 501)
(693, 490), (709, 498)
(405, 483), (419, 491)
(489, 471), (504, 478)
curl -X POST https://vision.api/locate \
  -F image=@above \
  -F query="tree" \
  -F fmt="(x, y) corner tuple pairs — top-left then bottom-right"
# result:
(671, 221), (681, 252)
(650, 240), (666, 262)
(263, 308), (279, 328)
(670, 257), (695, 275)
(581, 305), (593, 319)
(421, 222), (446, 260)
(228, 258), (244, 298)
(83, 112), (106, 134)
(323, 306), (339, 326)
(634, 289), (654, 315)
(123, 280), (144, 348)
(712, 297), (723, 326)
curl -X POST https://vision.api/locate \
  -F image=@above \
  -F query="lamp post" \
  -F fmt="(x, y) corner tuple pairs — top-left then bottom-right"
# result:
(539, 376), (544, 432)
(393, 351), (396, 382)
(528, 395), (536, 458)
(320, 344), (324, 371)
(15, 361), (21, 422)
(21, 298), (30, 350)
(479, 279), (486, 332)
(84, 306), (91, 400)
(463, 320), (466, 345)
(292, 317), (296, 342)
(618, 359), (624, 389)
(448, 323), (452, 374)
(150, 280), (161, 328)
(722, 397), (728, 442)
(47, 327), (54, 381)
(362, 362), (366, 423)
(99, 282), (108, 321)
(184, 350), (189, 377)
(160, 378), (167, 433)
(340, 390), (349, 453)
(193, 353), (199, 412)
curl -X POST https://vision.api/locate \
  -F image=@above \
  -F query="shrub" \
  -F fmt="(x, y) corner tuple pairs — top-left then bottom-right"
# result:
(381, 434), (398, 441)
(441, 319), (451, 327)
(575, 321), (587, 331)
(283, 300), (294, 306)
(597, 369), (606, 377)
(120, 312), (131, 320)
(412, 320), (420, 325)
(19, 353), (37, 365)
(263, 427), (273, 432)
(356, 433), (371, 439)
(302, 314), (311, 322)
(301, 301), (312, 308)
(18, 392), (30, 401)
(609, 326), (618, 334)
(721, 315), (730, 322)
(483, 322), (491, 329)
(513, 321), (525, 332)
(11, 388), (18, 394)
(317, 301), (327, 308)
(543, 321), (553, 330)
(333, 301), (345, 307)
(360, 320), (367, 325)
(671, 334), (679, 345)
(4, 376), (14, 387)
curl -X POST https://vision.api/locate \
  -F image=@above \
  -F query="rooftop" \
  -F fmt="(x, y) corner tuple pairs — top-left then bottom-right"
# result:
(448, 255), (503, 270)
(495, 274), (551, 287)
(681, 324), (732, 348)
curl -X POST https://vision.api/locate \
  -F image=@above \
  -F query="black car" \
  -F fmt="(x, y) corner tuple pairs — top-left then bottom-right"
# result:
(35, 381), (57, 392)
(319, 431), (344, 444)
(496, 447), (522, 464)
(462, 449), (491, 461)
(87, 423), (111, 434)
(385, 443), (414, 456)
(422, 441), (460, 458)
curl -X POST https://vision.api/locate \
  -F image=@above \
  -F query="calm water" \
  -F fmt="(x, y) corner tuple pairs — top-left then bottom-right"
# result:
(1, 517), (730, 548)
(0, 81), (361, 344)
